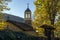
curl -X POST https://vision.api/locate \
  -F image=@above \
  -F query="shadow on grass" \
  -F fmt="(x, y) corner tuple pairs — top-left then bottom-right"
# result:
(0, 29), (44, 40)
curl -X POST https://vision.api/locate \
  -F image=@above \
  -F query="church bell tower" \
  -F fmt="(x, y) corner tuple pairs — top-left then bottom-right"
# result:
(24, 3), (32, 25)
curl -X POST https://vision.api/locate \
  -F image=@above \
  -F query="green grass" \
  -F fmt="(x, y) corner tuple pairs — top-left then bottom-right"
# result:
(0, 29), (43, 40)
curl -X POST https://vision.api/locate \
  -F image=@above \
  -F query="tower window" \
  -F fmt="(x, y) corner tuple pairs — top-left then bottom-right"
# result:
(26, 14), (28, 18)
(28, 14), (31, 18)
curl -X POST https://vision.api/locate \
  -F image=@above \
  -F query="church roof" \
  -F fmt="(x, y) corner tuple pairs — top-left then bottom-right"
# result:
(7, 20), (34, 31)
(3, 13), (24, 23)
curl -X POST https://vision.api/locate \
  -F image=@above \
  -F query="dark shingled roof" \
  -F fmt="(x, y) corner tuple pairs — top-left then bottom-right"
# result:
(7, 20), (34, 31)
(3, 13), (24, 23)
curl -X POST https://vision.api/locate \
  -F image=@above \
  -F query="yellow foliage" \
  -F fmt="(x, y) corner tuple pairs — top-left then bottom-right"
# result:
(33, 0), (60, 37)
(0, 21), (7, 30)
(0, 0), (10, 30)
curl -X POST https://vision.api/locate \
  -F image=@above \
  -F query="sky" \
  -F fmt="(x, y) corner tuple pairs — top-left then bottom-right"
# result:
(4, 0), (35, 18)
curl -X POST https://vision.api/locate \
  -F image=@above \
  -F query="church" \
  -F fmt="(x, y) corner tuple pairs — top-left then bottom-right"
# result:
(0, 3), (59, 40)
(0, 3), (37, 36)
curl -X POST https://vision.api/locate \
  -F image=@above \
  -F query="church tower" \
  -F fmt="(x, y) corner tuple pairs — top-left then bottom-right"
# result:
(24, 3), (32, 25)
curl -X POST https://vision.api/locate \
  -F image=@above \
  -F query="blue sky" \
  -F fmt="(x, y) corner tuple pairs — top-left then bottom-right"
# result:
(4, 0), (35, 18)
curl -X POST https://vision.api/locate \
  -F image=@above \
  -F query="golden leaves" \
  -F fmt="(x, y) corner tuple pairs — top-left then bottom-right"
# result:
(33, 0), (60, 37)
(0, 0), (10, 30)
(0, 21), (7, 30)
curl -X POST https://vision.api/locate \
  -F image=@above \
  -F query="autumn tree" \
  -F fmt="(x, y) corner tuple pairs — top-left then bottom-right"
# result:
(0, 0), (11, 30)
(32, 0), (60, 37)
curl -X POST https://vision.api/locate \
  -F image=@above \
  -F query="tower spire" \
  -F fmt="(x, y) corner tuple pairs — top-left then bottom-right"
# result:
(27, 3), (29, 8)
(24, 2), (32, 25)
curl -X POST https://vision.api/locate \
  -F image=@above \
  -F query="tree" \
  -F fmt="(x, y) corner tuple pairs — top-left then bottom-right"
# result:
(0, 0), (11, 30)
(32, 0), (60, 37)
